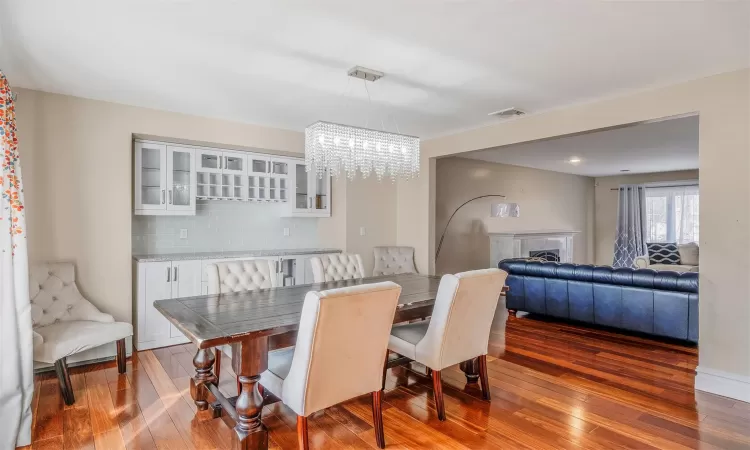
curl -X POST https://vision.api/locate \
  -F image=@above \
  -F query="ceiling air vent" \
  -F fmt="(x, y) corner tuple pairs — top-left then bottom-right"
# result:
(488, 107), (526, 118)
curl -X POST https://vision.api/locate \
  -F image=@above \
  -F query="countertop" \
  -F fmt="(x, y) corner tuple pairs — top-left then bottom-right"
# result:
(133, 248), (342, 262)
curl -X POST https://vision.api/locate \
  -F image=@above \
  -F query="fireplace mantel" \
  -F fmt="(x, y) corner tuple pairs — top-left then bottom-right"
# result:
(488, 230), (580, 268)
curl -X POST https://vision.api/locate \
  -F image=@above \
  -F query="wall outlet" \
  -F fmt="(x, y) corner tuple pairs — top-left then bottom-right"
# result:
(283, 227), (290, 237)
(360, 226), (366, 236)
(179, 229), (188, 239)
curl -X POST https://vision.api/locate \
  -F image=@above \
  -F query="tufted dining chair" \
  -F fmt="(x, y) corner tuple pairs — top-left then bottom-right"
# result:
(30, 262), (132, 405)
(385, 268), (508, 420)
(309, 253), (365, 283)
(206, 259), (278, 294)
(372, 246), (418, 276)
(260, 281), (401, 449)
(205, 259), (279, 386)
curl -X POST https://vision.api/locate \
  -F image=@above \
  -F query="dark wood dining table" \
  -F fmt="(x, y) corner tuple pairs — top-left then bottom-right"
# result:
(154, 273), (483, 450)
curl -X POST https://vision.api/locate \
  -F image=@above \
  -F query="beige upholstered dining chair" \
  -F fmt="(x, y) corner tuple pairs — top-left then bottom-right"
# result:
(386, 268), (508, 420)
(205, 259), (278, 294)
(372, 246), (418, 276)
(259, 281), (401, 450)
(30, 262), (132, 405)
(309, 253), (365, 283)
(205, 259), (278, 385)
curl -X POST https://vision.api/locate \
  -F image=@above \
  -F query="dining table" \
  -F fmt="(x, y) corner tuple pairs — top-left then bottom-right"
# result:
(154, 273), (486, 450)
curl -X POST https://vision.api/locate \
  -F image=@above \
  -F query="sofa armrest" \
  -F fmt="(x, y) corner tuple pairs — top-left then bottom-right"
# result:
(634, 255), (650, 269)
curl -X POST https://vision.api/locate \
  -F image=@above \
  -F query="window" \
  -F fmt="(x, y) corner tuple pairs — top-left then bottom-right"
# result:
(645, 184), (699, 244)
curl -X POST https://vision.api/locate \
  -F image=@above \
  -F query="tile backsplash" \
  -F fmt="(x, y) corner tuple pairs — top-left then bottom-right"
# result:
(132, 200), (319, 255)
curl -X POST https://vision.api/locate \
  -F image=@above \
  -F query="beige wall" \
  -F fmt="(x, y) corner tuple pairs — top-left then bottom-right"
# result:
(594, 170), (699, 265)
(396, 69), (750, 390)
(14, 88), (395, 327)
(435, 157), (594, 274)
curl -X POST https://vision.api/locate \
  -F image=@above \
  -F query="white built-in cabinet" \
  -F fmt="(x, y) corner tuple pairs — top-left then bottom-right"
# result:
(135, 140), (329, 217)
(134, 253), (338, 350)
(134, 142), (197, 215)
(134, 259), (201, 350)
(287, 159), (331, 217)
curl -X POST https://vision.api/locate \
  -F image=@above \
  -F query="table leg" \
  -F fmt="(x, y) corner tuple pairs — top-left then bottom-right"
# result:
(191, 348), (216, 410)
(460, 358), (480, 384)
(231, 338), (269, 450)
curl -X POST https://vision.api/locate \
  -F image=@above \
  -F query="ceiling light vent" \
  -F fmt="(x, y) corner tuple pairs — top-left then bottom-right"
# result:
(488, 107), (526, 118)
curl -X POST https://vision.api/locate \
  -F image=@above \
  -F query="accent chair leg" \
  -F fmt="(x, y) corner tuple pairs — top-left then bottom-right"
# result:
(478, 354), (491, 401)
(54, 357), (75, 406)
(372, 390), (386, 449)
(432, 370), (446, 421)
(116, 338), (127, 374)
(296, 415), (309, 450)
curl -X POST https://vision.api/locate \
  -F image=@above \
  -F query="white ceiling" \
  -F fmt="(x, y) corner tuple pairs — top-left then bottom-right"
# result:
(459, 115), (699, 177)
(0, 1), (748, 139)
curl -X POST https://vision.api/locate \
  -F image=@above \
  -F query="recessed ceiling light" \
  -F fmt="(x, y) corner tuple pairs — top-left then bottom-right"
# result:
(568, 157), (582, 164)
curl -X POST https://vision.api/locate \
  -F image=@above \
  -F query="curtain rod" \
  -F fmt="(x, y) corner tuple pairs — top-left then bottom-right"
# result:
(609, 183), (698, 191)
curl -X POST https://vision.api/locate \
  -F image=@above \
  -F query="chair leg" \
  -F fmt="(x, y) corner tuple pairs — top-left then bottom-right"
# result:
(478, 354), (491, 401)
(382, 352), (389, 391)
(214, 348), (222, 382)
(296, 415), (309, 450)
(432, 370), (446, 421)
(54, 357), (75, 406)
(372, 391), (386, 449)
(116, 338), (127, 374)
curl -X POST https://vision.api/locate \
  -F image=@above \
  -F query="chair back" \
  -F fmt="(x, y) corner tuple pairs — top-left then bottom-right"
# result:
(372, 246), (417, 276)
(282, 281), (401, 416)
(416, 268), (508, 370)
(309, 253), (365, 282)
(206, 259), (278, 294)
(29, 262), (113, 328)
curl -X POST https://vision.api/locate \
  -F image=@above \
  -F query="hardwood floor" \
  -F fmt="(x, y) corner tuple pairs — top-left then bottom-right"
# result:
(24, 315), (750, 449)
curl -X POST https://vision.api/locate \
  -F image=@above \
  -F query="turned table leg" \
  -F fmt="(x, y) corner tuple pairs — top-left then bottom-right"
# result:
(190, 348), (216, 410)
(460, 357), (480, 384)
(232, 338), (269, 450)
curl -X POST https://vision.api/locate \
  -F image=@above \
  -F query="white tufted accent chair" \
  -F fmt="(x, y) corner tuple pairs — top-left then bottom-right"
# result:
(372, 246), (418, 276)
(30, 262), (132, 405)
(309, 253), (365, 283)
(386, 268), (508, 420)
(206, 259), (278, 295)
(259, 281), (402, 449)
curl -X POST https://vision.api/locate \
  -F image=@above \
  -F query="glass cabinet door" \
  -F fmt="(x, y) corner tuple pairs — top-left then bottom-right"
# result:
(223, 151), (246, 174)
(248, 155), (270, 175)
(197, 150), (222, 173)
(271, 160), (288, 176)
(311, 168), (330, 213)
(294, 162), (309, 211)
(166, 146), (195, 211)
(135, 142), (167, 211)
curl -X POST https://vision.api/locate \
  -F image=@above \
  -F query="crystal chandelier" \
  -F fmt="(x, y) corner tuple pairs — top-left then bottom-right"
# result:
(304, 67), (420, 181)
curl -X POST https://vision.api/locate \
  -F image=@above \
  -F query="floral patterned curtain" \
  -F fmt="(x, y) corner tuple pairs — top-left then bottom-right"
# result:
(0, 70), (33, 448)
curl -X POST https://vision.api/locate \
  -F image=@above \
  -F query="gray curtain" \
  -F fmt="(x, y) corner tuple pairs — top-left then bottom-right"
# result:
(613, 185), (648, 268)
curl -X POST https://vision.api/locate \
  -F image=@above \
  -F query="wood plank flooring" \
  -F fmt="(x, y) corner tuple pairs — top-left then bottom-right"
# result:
(23, 315), (750, 449)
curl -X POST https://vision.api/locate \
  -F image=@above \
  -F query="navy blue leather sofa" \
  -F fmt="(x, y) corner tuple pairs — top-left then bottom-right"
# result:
(498, 260), (699, 343)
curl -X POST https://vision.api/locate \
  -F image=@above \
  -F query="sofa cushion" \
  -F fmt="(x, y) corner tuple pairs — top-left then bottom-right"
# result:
(677, 243), (699, 266)
(647, 243), (681, 265)
(650, 264), (698, 273)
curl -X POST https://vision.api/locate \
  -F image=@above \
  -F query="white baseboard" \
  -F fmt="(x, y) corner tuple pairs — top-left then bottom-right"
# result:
(695, 366), (750, 403)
